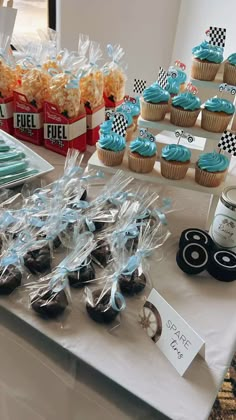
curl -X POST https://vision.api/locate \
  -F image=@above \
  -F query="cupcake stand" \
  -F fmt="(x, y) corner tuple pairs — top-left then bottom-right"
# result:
(88, 118), (236, 230)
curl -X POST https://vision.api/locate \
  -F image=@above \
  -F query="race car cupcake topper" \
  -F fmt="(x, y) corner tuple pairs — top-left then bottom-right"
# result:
(218, 83), (236, 98)
(174, 59), (186, 71)
(186, 82), (198, 95)
(139, 128), (155, 142)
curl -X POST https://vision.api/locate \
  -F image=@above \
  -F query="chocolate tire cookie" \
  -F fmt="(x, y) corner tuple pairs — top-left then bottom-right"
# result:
(86, 290), (120, 324)
(119, 268), (146, 296)
(91, 240), (112, 267)
(24, 245), (51, 275)
(31, 289), (68, 318)
(68, 260), (96, 288)
(176, 242), (209, 275)
(0, 264), (22, 295)
(207, 249), (236, 282)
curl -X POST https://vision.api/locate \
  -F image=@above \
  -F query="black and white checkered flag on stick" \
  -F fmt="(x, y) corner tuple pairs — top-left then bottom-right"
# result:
(133, 79), (147, 94)
(209, 26), (226, 47)
(158, 67), (168, 89)
(111, 112), (128, 137)
(218, 131), (236, 156)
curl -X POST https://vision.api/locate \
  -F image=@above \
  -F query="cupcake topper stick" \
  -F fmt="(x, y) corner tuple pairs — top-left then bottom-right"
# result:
(218, 131), (236, 156)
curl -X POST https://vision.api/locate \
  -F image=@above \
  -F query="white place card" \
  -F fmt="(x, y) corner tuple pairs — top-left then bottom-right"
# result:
(139, 288), (205, 376)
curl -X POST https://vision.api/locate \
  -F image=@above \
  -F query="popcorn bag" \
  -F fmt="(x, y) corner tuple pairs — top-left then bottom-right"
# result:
(13, 41), (50, 145)
(79, 40), (105, 145)
(103, 44), (127, 108)
(0, 33), (18, 134)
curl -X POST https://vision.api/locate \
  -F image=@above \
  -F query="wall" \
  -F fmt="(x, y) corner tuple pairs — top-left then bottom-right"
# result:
(172, 0), (236, 77)
(57, 0), (181, 94)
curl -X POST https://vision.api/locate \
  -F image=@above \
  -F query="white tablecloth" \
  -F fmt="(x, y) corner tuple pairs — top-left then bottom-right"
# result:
(0, 144), (235, 420)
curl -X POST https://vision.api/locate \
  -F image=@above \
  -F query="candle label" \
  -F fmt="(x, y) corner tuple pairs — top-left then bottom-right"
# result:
(139, 288), (205, 376)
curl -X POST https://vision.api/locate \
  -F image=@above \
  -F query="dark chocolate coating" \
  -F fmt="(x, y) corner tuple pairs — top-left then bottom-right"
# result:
(68, 260), (95, 288)
(0, 235), (2, 254)
(24, 245), (51, 275)
(31, 289), (68, 318)
(119, 268), (146, 296)
(91, 240), (112, 267)
(37, 234), (61, 250)
(80, 189), (87, 201)
(86, 290), (120, 324)
(125, 236), (139, 252)
(136, 215), (157, 230)
(0, 264), (22, 295)
(85, 220), (105, 232)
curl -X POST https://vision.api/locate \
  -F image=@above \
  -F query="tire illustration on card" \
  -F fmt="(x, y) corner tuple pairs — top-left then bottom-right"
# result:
(139, 301), (162, 343)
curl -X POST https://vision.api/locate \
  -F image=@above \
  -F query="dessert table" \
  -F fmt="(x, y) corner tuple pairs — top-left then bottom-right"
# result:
(0, 143), (235, 420)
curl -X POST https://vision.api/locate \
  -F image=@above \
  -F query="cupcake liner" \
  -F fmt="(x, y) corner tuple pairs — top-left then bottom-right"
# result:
(195, 164), (227, 187)
(96, 144), (125, 166)
(223, 61), (236, 85)
(191, 58), (220, 81)
(201, 108), (233, 133)
(128, 151), (156, 173)
(126, 123), (135, 141)
(140, 97), (169, 121)
(160, 157), (190, 180)
(132, 115), (139, 130)
(170, 105), (200, 127)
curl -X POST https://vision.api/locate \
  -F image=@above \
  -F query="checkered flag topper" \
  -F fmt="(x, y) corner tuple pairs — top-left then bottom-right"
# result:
(133, 79), (147, 94)
(209, 26), (226, 47)
(158, 67), (168, 89)
(111, 112), (128, 137)
(218, 131), (236, 156)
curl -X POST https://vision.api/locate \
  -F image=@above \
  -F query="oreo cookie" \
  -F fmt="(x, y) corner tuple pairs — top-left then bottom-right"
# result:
(179, 228), (215, 251)
(91, 240), (112, 267)
(176, 242), (209, 275)
(86, 290), (120, 324)
(207, 250), (236, 282)
(68, 260), (96, 288)
(31, 289), (68, 318)
(119, 268), (146, 296)
(24, 245), (51, 275)
(0, 264), (22, 295)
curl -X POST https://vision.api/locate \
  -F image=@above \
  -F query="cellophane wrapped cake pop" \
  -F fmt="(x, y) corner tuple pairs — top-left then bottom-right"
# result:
(103, 44), (127, 107)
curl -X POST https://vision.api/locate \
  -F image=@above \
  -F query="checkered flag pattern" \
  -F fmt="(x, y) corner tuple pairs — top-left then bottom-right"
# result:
(133, 79), (147, 94)
(209, 26), (226, 47)
(111, 112), (128, 137)
(218, 131), (236, 156)
(158, 67), (168, 89)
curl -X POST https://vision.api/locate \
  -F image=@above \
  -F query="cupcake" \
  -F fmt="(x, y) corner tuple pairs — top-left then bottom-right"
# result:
(115, 105), (135, 141)
(167, 66), (187, 94)
(140, 82), (170, 121)
(161, 144), (191, 180)
(191, 41), (223, 81)
(96, 131), (126, 166)
(223, 53), (236, 85)
(201, 97), (235, 133)
(128, 135), (157, 173)
(118, 97), (140, 129)
(195, 152), (229, 187)
(170, 92), (201, 127)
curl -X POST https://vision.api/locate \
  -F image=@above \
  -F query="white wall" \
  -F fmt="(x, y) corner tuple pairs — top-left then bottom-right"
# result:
(172, 0), (236, 78)
(57, 0), (181, 94)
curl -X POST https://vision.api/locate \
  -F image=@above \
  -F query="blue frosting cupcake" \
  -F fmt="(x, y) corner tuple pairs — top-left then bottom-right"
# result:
(202, 97), (235, 133)
(166, 67), (187, 95)
(170, 92), (201, 127)
(141, 82), (170, 121)
(196, 151), (229, 187)
(161, 144), (191, 180)
(191, 40), (224, 81)
(128, 135), (157, 173)
(97, 132), (126, 166)
(224, 53), (236, 85)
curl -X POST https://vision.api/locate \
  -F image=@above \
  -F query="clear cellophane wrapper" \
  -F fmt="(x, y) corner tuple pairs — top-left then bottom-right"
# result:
(0, 32), (18, 98)
(79, 40), (104, 110)
(103, 44), (127, 102)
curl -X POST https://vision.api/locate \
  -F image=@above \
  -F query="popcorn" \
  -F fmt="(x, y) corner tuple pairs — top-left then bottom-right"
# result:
(80, 69), (104, 109)
(21, 68), (50, 108)
(104, 68), (126, 102)
(0, 59), (18, 98)
(49, 73), (81, 118)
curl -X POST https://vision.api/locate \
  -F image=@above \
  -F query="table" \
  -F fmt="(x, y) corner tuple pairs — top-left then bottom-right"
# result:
(0, 143), (235, 420)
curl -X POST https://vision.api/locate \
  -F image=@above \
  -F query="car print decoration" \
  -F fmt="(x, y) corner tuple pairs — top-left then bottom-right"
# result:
(186, 82), (198, 95)
(174, 59), (186, 71)
(175, 129), (195, 144)
(219, 83), (236, 95)
(139, 128), (155, 142)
